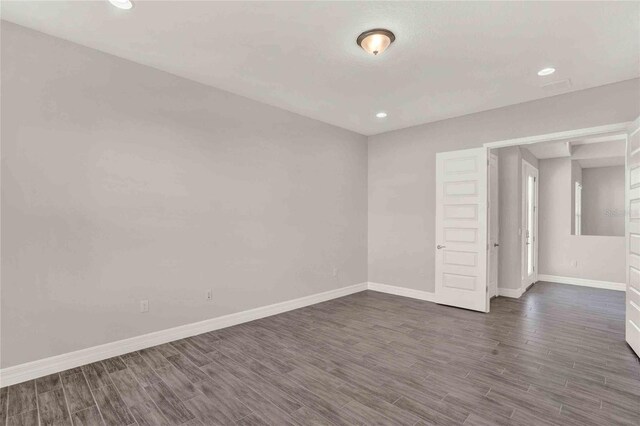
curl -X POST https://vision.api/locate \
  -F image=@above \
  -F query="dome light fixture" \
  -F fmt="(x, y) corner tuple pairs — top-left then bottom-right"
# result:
(376, 112), (388, 118)
(357, 29), (395, 56)
(109, 0), (133, 10)
(537, 67), (556, 76)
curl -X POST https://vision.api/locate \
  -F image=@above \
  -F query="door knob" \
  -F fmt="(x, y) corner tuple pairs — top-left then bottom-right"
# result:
(437, 245), (446, 249)
(493, 243), (499, 247)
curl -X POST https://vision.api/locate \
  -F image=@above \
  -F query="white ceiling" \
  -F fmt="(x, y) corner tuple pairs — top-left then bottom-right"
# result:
(523, 138), (626, 168)
(578, 157), (625, 169)
(2, 1), (639, 135)
(525, 141), (572, 160)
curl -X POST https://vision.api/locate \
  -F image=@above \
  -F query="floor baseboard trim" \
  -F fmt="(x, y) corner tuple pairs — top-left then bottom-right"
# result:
(498, 287), (524, 298)
(367, 282), (437, 302)
(0, 282), (368, 387)
(538, 274), (626, 292)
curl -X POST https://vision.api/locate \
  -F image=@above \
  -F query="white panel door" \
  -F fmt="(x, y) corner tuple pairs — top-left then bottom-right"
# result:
(626, 117), (640, 356)
(436, 147), (488, 312)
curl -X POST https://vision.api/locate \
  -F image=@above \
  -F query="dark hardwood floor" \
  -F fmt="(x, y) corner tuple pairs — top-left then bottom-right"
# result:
(2, 282), (639, 425)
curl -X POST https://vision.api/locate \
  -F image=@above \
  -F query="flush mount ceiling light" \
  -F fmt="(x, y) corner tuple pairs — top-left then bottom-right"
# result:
(357, 29), (395, 56)
(376, 112), (388, 118)
(537, 67), (556, 76)
(109, 0), (133, 10)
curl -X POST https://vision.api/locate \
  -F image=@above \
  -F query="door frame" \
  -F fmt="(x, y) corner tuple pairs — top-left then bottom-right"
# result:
(626, 116), (640, 356)
(521, 159), (539, 291)
(482, 121), (632, 300)
(432, 121), (632, 310)
(488, 153), (500, 298)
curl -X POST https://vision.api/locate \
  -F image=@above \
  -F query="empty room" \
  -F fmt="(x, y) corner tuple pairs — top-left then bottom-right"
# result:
(1, 2), (639, 425)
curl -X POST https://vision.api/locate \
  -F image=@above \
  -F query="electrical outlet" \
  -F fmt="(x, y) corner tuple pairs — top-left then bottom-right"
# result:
(140, 299), (149, 313)
(206, 290), (212, 301)
(332, 267), (338, 277)
(571, 260), (578, 268)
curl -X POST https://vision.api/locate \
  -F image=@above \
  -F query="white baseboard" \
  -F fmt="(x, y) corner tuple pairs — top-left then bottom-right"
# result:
(498, 287), (524, 298)
(538, 274), (626, 292)
(367, 282), (437, 302)
(0, 282), (368, 387)
(16, 276), (617, 387)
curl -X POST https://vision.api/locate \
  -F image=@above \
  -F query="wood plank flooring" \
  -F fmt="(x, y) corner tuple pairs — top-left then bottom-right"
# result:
(1, 282), (638, 425)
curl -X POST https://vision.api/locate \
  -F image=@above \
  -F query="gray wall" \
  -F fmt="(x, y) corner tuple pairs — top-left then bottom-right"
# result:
(538, 159), (625, 283)
(494, 146), (538, 291)
(3, 21), (639, 369)
(368, 78), (639, 292)
(1, 23), (368, 368)
(496, 147), (521, 291)
(582, 166), (625, 236)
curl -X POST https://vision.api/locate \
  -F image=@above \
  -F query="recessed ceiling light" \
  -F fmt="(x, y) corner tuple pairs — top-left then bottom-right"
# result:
(357, 29), (395, 56)
(537, 67), (556, 76)
(376, 112), (388, 118)
(109, 0), (133, 10)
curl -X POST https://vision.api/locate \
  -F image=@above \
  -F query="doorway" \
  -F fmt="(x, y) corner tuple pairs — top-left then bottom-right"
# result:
(433, 119), (636, 327)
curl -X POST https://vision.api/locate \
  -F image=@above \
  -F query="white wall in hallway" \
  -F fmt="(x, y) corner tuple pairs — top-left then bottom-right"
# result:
(581, 166), (625, 236)
(537, 159), (625, 283)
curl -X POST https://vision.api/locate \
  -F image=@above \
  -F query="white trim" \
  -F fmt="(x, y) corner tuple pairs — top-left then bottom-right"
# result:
(367, 281), (529, 301)
(0, 282), (368, 387)
(497, 287), (524, 298)
(521, 159), (539, 289)
(488, 153), (500, 298)
(538, 274), (626, 292)
(483, 122), (632, 149)
(367, 282), (437, 302)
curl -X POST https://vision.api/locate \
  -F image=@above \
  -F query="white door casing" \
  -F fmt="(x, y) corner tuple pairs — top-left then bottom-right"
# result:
(626, 116), (640, 357)
(488, 153), (499, 298)
(521, 160), (539, 290)
(435, 147), (489, 313)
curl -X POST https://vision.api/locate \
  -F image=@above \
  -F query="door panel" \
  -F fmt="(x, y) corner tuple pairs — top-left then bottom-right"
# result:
(444, 250), (477, 267)
(626, 117), (640, 356)
(436, 147), (488, 313)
